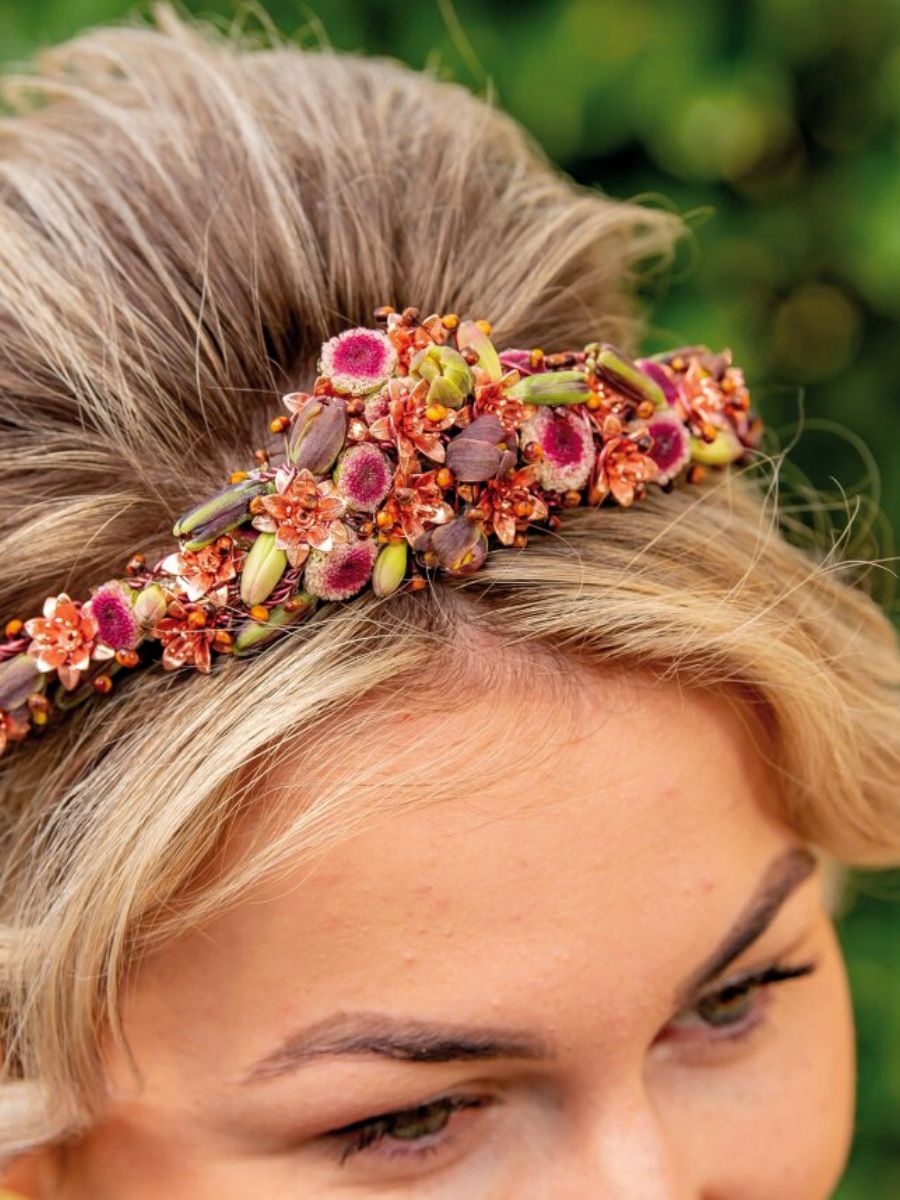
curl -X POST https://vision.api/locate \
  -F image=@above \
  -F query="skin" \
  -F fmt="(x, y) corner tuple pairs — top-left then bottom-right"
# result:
(9, 668), (855, 1197)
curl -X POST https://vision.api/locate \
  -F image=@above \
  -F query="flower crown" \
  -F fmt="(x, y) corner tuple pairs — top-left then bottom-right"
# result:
(0, 306), (762, 757)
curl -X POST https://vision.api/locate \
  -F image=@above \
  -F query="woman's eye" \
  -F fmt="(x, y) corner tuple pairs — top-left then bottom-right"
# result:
(663, 959), (818, 1042)
(325, 1094), (488, 1165)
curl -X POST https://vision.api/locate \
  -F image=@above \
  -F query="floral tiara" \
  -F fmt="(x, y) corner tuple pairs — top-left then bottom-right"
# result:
(0, 306), (762, 758)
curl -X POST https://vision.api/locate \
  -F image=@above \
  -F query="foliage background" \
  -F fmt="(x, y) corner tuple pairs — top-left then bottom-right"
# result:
(0, 0), (898, 1191)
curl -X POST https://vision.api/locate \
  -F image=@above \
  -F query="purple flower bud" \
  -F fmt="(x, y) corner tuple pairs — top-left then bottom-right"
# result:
(445, 415), (517, 482)
(430, 514), (488, 574)
(288, 397), (348, 474)
(0, 653), (42, 711)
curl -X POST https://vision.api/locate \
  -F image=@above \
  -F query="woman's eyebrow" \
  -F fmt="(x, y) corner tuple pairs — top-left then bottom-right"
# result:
(671, 844), (817, 1010)
(239, 845), (816, 1085)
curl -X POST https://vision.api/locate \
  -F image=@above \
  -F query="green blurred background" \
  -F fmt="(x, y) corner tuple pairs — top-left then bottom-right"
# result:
(1, 0), (898, 1190)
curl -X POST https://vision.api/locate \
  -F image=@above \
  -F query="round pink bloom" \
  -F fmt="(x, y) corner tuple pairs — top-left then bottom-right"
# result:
(645, 410), (691, 485)
(518, 407), (596, 493)
(319, 328), (397, 396)
(334, 444), (393, 511)
(303, 538), (379, 601)
(86, 581), (139, 650)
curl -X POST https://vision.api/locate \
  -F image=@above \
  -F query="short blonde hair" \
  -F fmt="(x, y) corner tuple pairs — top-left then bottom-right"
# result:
(0, 3), (898, 1162)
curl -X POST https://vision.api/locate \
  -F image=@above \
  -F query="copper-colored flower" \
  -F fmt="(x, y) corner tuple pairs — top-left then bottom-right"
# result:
(368, 377), (457, 471)
(153, 597), (229, 674)
(386, 313), (449, 372)
(672, 355), (731, 436)
(0, 707), (31, 756)
(588, 436), (660, 507)
(251, 469), (349, 569)
(472, 370), (535, 432)
(24, 593), (114, 691)
(376, 468), (455, 545)
(471, 464), (550, 545)
(160, 535), (245, 604)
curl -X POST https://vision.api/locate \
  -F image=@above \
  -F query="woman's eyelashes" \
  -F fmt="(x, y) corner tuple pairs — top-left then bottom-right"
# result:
(316, 958), (819, 1170)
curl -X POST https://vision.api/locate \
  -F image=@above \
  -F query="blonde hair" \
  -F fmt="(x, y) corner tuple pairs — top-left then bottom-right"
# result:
(0, 2), (898, 1163)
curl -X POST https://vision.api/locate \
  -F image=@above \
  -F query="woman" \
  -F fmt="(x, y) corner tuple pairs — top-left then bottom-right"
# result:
(0, 8), (898, 1197)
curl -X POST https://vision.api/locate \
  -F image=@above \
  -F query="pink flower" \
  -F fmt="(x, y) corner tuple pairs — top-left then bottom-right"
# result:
(86, 580), (140, 649)
(303, 538), (379, 601)
(518, 407), (596, 493)
(251, 469), (349, 569)
(24, 593), (114, 691)
(319, 328), (397, 396)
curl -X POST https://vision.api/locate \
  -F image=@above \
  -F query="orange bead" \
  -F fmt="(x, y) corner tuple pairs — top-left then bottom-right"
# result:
(5, 619), (23, 638)
(435, 467), (453, 489)
(687, 464), (706, 485)
(513, 533), (528, 548)
(115, 648), (140, 668)
(563, 490), (582, 508)
(27, 693), (50, 716)
(441, 313), (460, 331)
(249, 605), (270, 622)
(230, 470), (250, 484)
(374, 305), (396, 321)
(214, 630), (234, 647)
(529, 348), (545, 368)
(475, 319), (492, 336)
(375, 510), (392, 528)
(92, 674), (113, 694)
(187, 610), (207, 629)
(637, 400), (655, 419)
(586, 394), (602, 410)
(425, 403), (447, 423)
(125, 554), (146, 576)
(408, 576), (427, 591)
(269, 415), (290, 435)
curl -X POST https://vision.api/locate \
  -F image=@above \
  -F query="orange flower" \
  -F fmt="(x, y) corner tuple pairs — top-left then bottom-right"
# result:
(153, 598), (228, 674)
(160, 535), (245, 603)
(251, 469), (349, 569)
(24, 593), (114, 691)
(0, 707), (31, 757)
(589, 436), (659, 507)
(376, 469), (455, 545)
(368, 377), (457, 472)
(472, 465), (550, 545)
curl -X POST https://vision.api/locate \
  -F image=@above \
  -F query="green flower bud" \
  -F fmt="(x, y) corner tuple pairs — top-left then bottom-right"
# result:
(593, 345), (666, 410)
(507, 370), (591, 407)
(132, 583), (168, 629)
(689, 426), (744, 465)
(372, 540), (408, 597)
(456, 321), (503, 383)
(232, 591), (317, 656)
(409, 345), (474, 409)
(240, 533), (288, 608)
(174, 478), (268, 550)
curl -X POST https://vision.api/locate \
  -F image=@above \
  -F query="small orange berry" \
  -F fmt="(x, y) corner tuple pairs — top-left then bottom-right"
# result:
(513, 532), (528, 549)
(475, 319), (492, 336)
(586, 394), (603, 411)
(115, 648), (140, 668)
(687, 464), (706, 485)
(408, 576), (427, 591)
(187, 610), (207, 629)
(441, 313), (460, 331)
(375, 510), (392, 528)
(563, 490), (582, 508)
(435, 467), (453, 488)
(5, 619), (23, 638)
(93, 674), (113, 695)
(637, 400), (655, 420)
(214, 630), (234, 647)
(425, 403), (447, 423)
(249, 605), (270, 622)
(269, 415), (290, 435)
(125, 553), (146, 576)
(529, 348), (545, 368)
(230, 470), (250, 484)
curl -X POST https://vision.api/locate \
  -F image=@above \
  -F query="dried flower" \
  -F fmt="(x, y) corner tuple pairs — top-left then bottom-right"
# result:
(429, 514), (488, 574)
(445, 414), (518, 482)
(24, 593), (113, 691)
(160, 536), (245, 605)
(377, 469), (455, 543)
(334, 443), (394, 511)
(153, 598), (225, 673)
(133, 583), (168, 628)
(518, 407), (596, 493)
(472, 465), (550, 545)
(0, 706), (30, 756)
(588, 436), (659, 506)
(251, 468), (349, 569)
(368, 377), (457, 471)
(644, 410), (692, 485)
(303, 537), (379, 601)
(319, 328), (397, 395)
